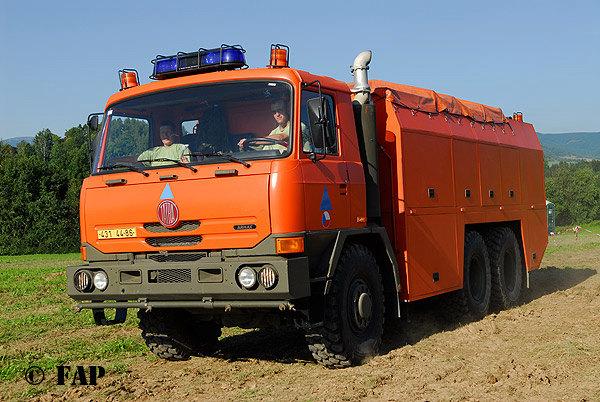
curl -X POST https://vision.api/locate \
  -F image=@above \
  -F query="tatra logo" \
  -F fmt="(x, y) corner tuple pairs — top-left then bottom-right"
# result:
(157, 199), (180, 228)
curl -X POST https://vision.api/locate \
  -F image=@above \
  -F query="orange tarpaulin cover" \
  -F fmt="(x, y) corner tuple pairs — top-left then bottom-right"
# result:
(359, 80), (506, 124)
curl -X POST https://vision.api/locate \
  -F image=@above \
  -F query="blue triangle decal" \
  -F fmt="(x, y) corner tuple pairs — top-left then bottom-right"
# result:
(160, 183), (174, 200)
(320, 186), (332, 211)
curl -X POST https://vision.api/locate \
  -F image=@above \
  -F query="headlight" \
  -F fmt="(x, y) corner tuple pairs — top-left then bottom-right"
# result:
(258, 265), (278, 289)
(74, 270), (93, 292)
(238, 268), (257, 289)
(93, 271), (109, 291)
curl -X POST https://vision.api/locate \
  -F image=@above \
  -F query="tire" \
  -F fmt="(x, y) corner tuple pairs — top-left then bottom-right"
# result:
(137, 309), (221, 361)
(485, 227), (523, 310)
(442, 231), (491, 321)
(305, 244), (384, 368)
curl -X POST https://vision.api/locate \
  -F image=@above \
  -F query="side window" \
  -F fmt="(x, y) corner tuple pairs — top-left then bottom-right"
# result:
(300, 90), (338, 155)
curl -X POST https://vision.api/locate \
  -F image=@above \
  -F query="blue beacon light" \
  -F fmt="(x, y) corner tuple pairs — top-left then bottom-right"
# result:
(155, 58), (178, 74)
(151, 45), (246, 79)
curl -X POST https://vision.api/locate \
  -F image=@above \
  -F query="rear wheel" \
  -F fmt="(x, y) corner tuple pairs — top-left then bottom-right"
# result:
(138, 309), (221, 361)
(305, 244), (384, 368)
(442, 231), (491, 321)
(486, 227), (523, 310)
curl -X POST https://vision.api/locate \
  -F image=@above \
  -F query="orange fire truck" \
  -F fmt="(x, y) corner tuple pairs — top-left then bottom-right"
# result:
(67, 44), (547, 367)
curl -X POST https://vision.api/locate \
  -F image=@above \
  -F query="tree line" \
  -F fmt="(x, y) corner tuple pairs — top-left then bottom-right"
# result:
(544, 159), (600, 227)
(0, 127), (89, 255)
(0, 127), (598, 255)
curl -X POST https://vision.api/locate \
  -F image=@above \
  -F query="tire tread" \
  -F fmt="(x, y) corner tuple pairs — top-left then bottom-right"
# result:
(305, 244), (384, 368)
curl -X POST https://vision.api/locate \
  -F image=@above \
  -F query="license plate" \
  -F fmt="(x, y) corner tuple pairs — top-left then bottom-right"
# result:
(97, 228), (137, 240)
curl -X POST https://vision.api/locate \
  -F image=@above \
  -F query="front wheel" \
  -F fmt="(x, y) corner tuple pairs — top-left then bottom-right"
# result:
(138, 309), (221, 361)
(305, 244), (384, 368)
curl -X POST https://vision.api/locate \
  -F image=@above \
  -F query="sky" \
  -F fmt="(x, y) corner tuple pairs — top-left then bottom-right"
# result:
(1, 0), (598, 140)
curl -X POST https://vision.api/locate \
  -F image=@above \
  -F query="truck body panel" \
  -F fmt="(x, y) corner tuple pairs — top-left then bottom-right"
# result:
(369, 80), (547, 301)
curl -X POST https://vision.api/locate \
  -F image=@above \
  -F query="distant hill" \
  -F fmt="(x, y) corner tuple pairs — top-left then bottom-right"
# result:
(537, 132), (600, 162)
(0, 137), (34, 147)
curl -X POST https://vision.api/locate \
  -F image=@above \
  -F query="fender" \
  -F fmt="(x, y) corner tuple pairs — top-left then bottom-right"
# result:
(321, 224), (401, 317)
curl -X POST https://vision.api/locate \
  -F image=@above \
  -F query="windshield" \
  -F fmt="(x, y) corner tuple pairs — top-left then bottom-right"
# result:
(93, 81), (293, 173)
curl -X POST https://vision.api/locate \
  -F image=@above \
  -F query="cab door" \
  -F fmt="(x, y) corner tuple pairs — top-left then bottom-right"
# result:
(300, 90), (351, 230)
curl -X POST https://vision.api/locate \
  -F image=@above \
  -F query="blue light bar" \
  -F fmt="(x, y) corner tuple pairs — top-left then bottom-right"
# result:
(155, 58), (178, 74)
(151, 45), (246, 80)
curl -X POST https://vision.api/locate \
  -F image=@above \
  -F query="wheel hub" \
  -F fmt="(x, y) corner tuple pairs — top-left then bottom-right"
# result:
(358, 292), (372, 320)
(349, 279), (372, 333)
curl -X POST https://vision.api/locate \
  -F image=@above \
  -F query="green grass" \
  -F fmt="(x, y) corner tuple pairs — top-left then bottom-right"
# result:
(0, 253), (254, 393)
(0, 254), (145, 385)
(545, 221), (600, 255)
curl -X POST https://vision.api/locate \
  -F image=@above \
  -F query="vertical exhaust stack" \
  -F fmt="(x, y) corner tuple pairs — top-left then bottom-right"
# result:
(351, 51), (372, 105)
(351, 51), (381, 223)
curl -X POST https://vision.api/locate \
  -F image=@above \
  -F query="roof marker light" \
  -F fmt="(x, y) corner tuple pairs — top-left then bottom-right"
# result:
(268, 44), (289, 68)
(150, 44), (247, 80)
(119, 69), (140, 90)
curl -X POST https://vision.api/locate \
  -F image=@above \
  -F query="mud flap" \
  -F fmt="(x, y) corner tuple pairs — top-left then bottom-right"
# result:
(92, 307), (127, 326)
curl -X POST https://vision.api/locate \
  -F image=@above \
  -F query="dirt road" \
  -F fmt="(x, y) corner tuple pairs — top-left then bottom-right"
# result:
(25, 245), (600, 402)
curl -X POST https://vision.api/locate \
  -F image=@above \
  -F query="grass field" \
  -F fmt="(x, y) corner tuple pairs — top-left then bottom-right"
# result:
(0, 254), (251, 401)
(0, 254), (148, 400)
(1, 227), (599, 401)
(546, 221), (600, 255)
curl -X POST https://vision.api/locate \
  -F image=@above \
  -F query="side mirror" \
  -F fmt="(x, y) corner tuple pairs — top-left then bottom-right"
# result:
(307, 97), (335, 149)
(88, 115), (99, 131)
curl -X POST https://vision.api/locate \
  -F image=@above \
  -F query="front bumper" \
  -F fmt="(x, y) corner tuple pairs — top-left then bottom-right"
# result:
(67, 255), (310, 309)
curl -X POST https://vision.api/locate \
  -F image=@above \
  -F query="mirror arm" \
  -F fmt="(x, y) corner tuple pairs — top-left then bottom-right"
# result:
(86, 113), (102, 174)
(302, 80), (323, 98)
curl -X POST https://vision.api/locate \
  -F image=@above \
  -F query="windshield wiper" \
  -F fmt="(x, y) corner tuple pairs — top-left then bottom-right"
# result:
(99, 164), (149, 177)
(193, 152), (251, 168)
(138, 158), (198, 173)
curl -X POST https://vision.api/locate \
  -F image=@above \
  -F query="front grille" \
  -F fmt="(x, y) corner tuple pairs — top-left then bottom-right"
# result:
(146, 236), (202, 248)
(148, 253), (207, 263)
(153, 269), (192, 283)
(144, 221), (200, 233)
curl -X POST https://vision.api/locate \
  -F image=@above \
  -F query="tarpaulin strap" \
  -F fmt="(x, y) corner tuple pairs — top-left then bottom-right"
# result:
(507, 121), (516, 136)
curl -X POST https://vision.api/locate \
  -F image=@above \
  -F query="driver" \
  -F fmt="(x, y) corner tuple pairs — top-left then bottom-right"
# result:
(138, 121), (191, 166)
(237, 98), (290, 152)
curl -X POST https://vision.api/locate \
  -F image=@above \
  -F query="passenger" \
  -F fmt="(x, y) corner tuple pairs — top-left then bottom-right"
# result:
(138, 121), (191, 166)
